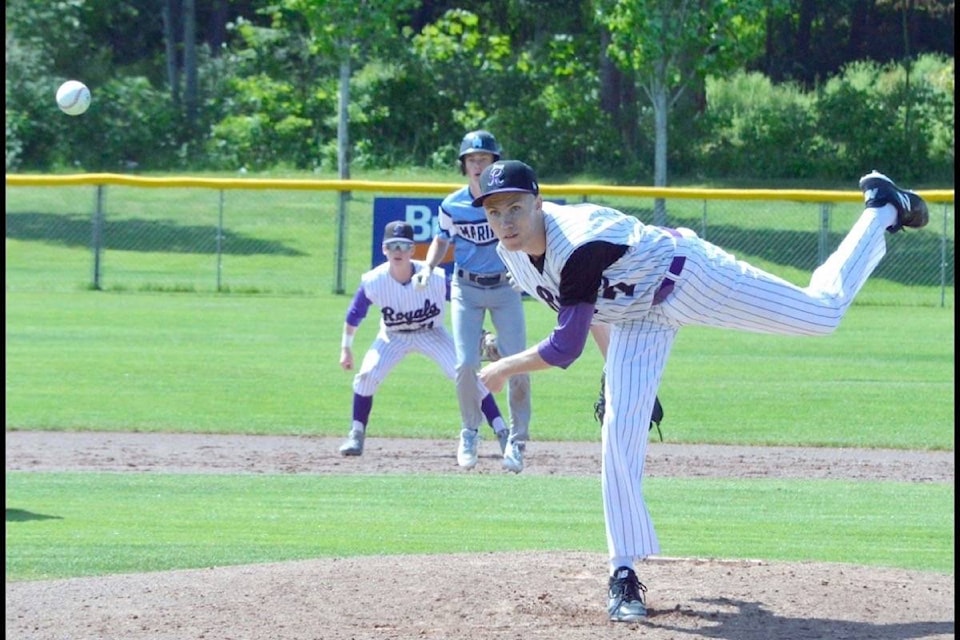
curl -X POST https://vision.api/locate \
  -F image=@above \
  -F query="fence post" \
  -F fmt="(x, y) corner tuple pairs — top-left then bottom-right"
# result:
(818, 202), (831, 264)
(700, 200), (708, 239)
(334, 190), (348, 294)
(940, 203), (949, 309)
(91, 185), (105, 290)
(216, 190), (225, 292)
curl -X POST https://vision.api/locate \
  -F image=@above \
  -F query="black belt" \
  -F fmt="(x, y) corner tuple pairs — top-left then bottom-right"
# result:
(653, 227), (685, 305)
(457, 269), (503, 286)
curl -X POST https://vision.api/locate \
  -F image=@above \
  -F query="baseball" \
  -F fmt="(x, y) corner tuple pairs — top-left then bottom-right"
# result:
(56, 80), (91, 116)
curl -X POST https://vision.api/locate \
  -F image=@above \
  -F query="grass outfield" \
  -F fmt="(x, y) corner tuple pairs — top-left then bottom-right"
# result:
(4, 290), (954, 449)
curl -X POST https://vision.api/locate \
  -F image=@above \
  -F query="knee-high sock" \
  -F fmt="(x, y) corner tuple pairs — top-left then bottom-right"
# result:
(481, 393), (507, 433)
(352, 394), (373, 431)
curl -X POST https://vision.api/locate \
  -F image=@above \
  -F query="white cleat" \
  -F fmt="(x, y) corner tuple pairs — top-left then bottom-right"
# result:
(502, 439), (524, 473)
(457, 429), (479, 468)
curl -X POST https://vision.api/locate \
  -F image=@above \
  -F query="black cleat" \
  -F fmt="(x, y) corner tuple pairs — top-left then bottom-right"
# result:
(607, 566), (648, 622)
(858, 170), (929, 233)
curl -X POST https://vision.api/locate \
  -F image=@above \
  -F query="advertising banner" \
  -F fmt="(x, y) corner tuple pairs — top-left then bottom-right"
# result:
(371, 197), (454, 273)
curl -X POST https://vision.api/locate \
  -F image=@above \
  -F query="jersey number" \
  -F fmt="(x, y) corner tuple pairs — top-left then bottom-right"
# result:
(536, 277), (636, 312)
(599, 276), (636, 299)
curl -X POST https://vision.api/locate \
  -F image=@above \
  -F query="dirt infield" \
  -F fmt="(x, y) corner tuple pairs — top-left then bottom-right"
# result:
(5, 431), (955, 640)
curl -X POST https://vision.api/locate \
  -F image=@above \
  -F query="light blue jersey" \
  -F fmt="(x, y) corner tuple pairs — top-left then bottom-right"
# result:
(438, 186), (505, 275)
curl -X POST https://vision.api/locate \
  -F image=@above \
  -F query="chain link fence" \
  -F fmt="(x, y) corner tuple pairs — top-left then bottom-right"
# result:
(5, 176), (954, 308)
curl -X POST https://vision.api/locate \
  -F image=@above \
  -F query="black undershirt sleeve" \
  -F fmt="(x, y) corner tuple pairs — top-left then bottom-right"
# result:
(558, 241), (629, 306)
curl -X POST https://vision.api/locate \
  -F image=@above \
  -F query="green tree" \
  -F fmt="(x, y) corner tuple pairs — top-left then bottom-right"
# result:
(203, 12), (335, 171)
(281, 0), (418, 179)
(594, 0), (777, 217)
(409, 9), (515, 161)
(162, 0), (200, 125)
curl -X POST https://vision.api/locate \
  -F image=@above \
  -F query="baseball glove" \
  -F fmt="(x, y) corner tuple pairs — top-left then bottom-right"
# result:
(479, 329), (501, 362)
(594, 372), (664, 441)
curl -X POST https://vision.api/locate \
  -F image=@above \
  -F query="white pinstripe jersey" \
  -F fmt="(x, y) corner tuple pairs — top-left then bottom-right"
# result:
(360, 260), (447, 332)
(495, 202), (678, 323)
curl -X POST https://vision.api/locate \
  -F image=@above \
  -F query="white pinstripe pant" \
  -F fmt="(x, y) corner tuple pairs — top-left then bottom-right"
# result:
(601, 207), (890, 562)
(352, 327), (492, 431)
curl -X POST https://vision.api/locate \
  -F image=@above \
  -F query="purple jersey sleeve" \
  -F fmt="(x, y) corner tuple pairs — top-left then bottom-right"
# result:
(536, 302), (593, 369)
(344, 286), (372, 328)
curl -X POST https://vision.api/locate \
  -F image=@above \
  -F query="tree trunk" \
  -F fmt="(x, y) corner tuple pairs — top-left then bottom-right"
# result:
(335, 49), (352, 294)
(796, 0), (816, 85)
(900, 2), (915, 164)
(598, 29), (639, 158)
(338, 55), (351, 181)
(652, 67), (669, 224)
(846, 0), (870, 61)
(763, 6), (776, 80)
(599, 29), (619, 115)
(208, 0), (228, 56)
(183, 0), (198, 125)
(162, 0), (181, 105)
(620, 75), (639, 158)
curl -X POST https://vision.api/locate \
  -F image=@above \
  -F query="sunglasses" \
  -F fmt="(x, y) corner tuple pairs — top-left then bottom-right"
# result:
(384, 241), (414, 251)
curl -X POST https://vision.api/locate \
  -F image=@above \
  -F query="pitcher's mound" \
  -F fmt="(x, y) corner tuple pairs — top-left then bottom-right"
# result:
(6, 551), (954, 640)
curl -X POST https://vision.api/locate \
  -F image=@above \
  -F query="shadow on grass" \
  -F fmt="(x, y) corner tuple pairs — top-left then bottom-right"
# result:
(6, 508), (63, 522)
(6, 211), (952, 286)
(5, 212), (306, 256)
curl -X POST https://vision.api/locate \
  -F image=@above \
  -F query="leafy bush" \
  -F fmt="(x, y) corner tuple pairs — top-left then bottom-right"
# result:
(818, 56), (953, 182)
(701, 72), (821, 178)
(349, 60), (456, 169)
(205, 74), (317, 171)
(78, 77), (183, 171)
(199, 17), (337, 172)
(509, 33), (625, 177)
(699, 54), (954, 182)
(5, 28), (70, 171)
(912, 54), (954, 170)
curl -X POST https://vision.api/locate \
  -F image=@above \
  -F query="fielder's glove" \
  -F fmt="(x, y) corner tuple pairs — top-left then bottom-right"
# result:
(593, 373), (606, 423)
(594, 372), (664, 441)
(479, 329), (501, 362)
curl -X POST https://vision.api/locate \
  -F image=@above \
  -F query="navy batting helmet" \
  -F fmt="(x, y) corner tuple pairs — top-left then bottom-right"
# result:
(458, 130), (501, 160)
(458, 130), (501, 174)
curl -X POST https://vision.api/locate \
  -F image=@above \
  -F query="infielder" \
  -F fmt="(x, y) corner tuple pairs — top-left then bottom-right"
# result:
(472, 160), (929, 622)
(338, 220), (509, 465)
(413, 130), (531, 472)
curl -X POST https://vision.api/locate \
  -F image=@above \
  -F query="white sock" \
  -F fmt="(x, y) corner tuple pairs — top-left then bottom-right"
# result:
(609, 557), (634, 575)
(869, 203), (898, 229)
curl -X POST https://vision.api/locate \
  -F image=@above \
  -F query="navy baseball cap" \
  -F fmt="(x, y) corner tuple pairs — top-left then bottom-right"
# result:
(383, 220), (415, 243)
(472, 160), (539, 207)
